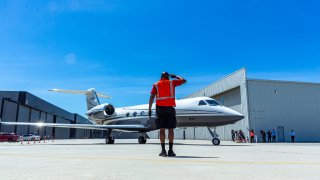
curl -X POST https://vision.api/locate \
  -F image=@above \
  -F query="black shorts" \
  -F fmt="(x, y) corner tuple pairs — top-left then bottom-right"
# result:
(156, 106), (177, 129)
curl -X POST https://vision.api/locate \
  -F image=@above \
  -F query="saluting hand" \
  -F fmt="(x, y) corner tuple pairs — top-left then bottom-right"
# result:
(169, 74), (177, 78)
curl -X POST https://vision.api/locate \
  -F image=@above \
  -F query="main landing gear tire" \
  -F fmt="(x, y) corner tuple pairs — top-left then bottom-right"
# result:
(212, 138), (220, 146)
(138, 136), (147, 144)
(105, 136), (115, 144)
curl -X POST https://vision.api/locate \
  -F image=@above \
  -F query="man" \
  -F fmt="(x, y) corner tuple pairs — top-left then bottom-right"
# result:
(250, 129), (255, 143)
(260, 130), (266, 143)
(271, 129), (277, 142)
(231, 130), (235, 142)
(267, 130), (272, 143)
(149, 72), (186, 157)
(290, 129), (296, 143)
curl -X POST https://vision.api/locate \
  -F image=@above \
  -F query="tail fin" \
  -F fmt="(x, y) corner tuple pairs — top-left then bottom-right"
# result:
(49, 88), (111, 110)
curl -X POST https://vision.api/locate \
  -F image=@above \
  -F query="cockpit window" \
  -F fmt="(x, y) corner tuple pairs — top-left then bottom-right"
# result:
(205, 100), (221, 106)
(198, 100), (207, 106)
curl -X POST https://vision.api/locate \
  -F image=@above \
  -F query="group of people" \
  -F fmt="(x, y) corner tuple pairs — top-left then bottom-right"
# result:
(257, 129), (278, 143)
(231, 129), (247, 143)
(231, 129), (296, 143)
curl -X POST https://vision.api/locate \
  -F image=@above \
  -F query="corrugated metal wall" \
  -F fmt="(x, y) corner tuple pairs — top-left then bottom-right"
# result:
(17, 105), (29, 135)
(46, 114), (54, 137)
(55, 117), (71, 139)
(29, 109), (41, 134)
(1, 101), (17, 133)
(247, 80), (320, 142)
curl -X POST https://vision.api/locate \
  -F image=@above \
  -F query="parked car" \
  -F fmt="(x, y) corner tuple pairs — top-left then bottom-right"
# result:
(22, 133), (40, 141)
(0, 133), (21, 142)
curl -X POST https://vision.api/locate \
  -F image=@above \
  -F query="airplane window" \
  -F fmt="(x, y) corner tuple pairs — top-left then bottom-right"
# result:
(133, 112), (137, 117)
(126, 112), (130, 117)
(205, 100), (221, 106)
(140, 111), (145, 116)
(198, 100), (207, 106)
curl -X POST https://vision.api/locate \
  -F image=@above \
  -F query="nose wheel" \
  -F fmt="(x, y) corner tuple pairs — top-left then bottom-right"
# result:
(208, 127), (220, 146)
(212, 138), (220, 145)
(138, 132), (149, 144)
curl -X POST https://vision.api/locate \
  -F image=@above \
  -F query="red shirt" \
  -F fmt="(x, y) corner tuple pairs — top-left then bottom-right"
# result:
(151, 78), (184, 106)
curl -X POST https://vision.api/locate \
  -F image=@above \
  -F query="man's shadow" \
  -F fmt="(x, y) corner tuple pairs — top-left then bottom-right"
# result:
(174, 156), (219, 159)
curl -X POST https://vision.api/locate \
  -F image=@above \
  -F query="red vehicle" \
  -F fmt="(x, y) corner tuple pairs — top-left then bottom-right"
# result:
(0, 133), (21, 142)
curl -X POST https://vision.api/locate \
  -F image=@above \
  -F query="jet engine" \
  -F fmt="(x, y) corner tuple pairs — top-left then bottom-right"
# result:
(104, 104), (115, 116)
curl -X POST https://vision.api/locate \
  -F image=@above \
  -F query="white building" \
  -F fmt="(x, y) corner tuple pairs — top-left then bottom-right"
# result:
(150, 68), (320, 142)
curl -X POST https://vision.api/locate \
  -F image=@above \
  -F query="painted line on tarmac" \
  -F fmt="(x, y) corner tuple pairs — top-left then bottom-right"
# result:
(0, 153), (320, 166)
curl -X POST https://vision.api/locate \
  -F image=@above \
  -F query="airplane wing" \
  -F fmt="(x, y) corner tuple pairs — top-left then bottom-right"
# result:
(0, 121), (146, 131)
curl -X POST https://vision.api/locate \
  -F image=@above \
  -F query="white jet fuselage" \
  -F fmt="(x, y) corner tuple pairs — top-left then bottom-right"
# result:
(87, 97), (244, 132)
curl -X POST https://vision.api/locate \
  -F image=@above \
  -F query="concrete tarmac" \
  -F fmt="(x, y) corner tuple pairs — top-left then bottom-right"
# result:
(0, 139), (319, 180)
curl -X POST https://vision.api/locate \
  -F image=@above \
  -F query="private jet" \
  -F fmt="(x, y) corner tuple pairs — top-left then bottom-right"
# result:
(0, 88), (244, 145)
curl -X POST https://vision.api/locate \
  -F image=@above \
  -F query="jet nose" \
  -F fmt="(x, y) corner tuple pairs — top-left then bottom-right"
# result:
(232, 115), (245, 121)
(221, 107), (245, 122)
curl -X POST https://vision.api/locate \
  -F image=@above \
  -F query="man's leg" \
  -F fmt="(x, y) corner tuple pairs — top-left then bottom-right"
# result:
(168, 128), (176, 157)
(160, 128), (166, 144)
(159, 128), (167, 156)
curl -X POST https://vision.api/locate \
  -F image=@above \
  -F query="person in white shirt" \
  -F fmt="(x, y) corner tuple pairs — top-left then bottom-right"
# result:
(290, 130), (296, 143)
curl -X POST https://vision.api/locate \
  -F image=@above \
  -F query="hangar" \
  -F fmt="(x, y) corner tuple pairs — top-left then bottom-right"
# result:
(181, 68), (320, 142)
(0, 91), (93, 139)
(0, 91), (139, 139)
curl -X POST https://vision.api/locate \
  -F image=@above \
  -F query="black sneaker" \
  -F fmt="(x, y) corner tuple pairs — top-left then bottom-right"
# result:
(168, 150), (176, 157)
(159, 150), (167, 157)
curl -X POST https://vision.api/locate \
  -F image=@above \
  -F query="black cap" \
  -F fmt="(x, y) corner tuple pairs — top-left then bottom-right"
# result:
(161, 72), (169, 79)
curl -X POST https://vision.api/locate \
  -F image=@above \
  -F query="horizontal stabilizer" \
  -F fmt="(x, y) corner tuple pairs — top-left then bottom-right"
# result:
(49, 89), (111, 99)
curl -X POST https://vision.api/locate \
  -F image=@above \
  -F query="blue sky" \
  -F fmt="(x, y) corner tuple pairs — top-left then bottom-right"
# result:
(0, 0), (319, 116)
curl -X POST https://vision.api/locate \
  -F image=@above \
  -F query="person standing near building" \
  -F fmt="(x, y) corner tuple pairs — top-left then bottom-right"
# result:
(260, 130), (266, 143)
(290, 130), (296, 143)
(267, 130), (272, 143)
(271, 129), (277, 142)
(231, 129), (235, 142)
(250, 129), (255, 143)
(149, 72), (186, 157)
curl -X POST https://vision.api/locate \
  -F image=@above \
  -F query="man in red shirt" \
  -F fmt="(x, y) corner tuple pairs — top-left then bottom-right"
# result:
(149, 72), (186, 157)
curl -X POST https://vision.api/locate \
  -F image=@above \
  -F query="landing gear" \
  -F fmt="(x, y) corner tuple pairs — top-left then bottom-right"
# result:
(138, 136), (146, 144)
(212, 138), (220, 146)
(105, 129), (115, 144)
(105, 136), (115, 144)
(207, 127), (220, 146)
(138, 132), (149, 144)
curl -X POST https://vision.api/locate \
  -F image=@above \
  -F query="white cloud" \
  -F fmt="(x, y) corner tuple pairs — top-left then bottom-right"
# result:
(65, 53), (77, 64)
